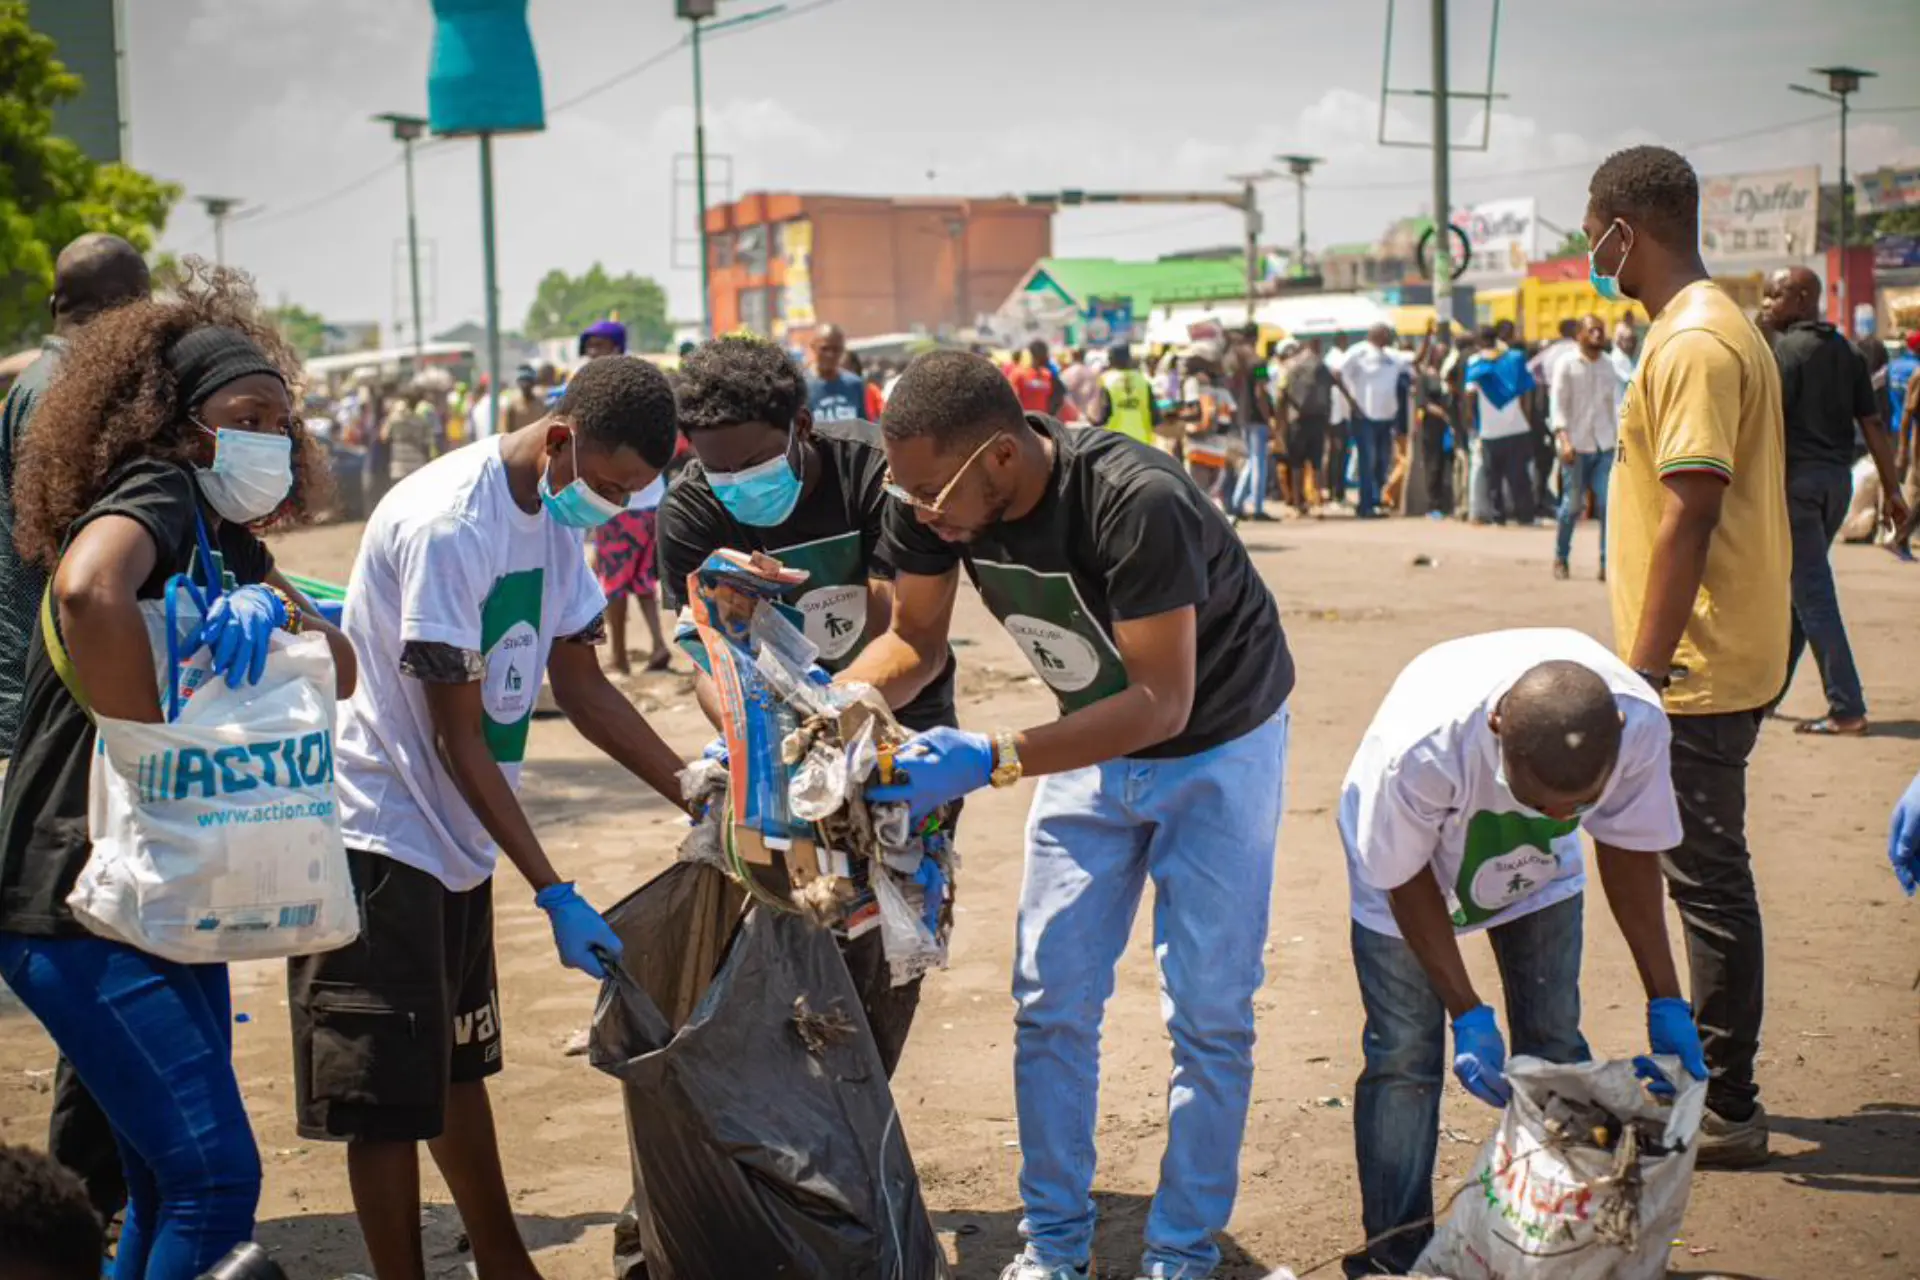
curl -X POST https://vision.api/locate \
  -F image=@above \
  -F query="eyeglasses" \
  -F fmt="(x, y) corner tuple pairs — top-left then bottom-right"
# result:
(882, 433), (1004, 515)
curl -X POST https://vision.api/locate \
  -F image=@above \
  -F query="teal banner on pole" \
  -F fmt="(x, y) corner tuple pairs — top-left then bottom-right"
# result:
(429, 0), (545, 136)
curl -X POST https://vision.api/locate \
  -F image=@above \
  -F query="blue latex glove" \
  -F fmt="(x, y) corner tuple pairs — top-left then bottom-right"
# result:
(1634, 996), (1709, 1098)
(199, 585), (288, 689)
(1451, 1005), (1512, 1108)
(863, 726), (995, 825)
(534, 882), (623, 977)
(1890, 768), (1920, 897)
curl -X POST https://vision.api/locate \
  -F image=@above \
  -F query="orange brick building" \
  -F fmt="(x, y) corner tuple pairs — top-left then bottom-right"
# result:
(704, 193), (1053, 341)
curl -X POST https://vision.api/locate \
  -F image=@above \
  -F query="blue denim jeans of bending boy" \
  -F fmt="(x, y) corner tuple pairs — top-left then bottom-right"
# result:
(1231, 423), (1271, 516)
(1341, 893), (1591, 1278)
(0, 932), (261, 1280)
(1013, 706), (1289, 1279)
(1553, 449), (1614, 567)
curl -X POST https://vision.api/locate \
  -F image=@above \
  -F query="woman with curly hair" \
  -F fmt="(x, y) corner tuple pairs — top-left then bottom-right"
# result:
(0, 259), (357, 1280)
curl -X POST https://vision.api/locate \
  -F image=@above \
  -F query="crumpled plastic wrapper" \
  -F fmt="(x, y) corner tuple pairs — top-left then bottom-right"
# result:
(676, 550), (957, 987)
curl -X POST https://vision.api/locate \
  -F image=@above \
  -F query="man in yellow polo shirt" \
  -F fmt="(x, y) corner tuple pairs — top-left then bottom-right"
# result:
(1585, 145), (1789, 1169)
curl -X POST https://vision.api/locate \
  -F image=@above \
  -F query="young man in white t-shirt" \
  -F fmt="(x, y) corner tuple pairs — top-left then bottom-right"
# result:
(1336, 628), (1707, 1277)
(288, 355), (691, 1280)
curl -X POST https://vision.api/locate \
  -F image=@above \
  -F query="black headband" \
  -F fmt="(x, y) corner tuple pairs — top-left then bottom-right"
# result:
(164, 325), (284, 411)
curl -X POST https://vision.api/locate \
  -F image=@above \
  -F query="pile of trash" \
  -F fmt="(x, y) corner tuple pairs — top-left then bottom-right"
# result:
(586, 549), (954, 1280)
(676, 548), (956, 987)
(1414, 1056), (1707, 1280)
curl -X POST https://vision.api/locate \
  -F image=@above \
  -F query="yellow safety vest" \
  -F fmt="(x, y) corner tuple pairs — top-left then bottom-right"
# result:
(1098, 369), (1154, 446)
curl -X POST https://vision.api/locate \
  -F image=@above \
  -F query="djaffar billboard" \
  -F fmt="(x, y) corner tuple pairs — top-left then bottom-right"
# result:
(1452, 198), (1538, 281)
(1699, 166), (1820, 263)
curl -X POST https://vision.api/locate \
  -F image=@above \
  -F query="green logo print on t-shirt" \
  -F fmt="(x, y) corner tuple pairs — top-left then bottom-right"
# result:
(479, 568), (544, 763)
(771, 531), (868, 668)
(1449, 809), (1580, 928)
(970, 561), (1129, 714)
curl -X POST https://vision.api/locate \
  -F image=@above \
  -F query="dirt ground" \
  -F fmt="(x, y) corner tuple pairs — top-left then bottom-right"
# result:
(2, 511), (1916, 1279)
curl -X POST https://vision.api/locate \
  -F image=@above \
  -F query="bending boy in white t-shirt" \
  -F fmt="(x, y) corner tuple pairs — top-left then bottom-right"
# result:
(1335, 627), (1707, 1277)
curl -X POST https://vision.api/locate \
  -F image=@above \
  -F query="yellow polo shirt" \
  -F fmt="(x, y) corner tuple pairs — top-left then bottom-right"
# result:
(1607, 280), (1789, 715)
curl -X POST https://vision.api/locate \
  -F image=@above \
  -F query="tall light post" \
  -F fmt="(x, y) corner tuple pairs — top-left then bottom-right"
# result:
(375, 112), (430, 360)
(1274, 154), (1322, 278)
(1225, 172), (1278, 324)
(197, 195), (245, 266)
(678, 1), (785, 338)
(1790, 65), (1874, 335)
(1428, 0), (1454, 332)
(427, 0), (546, 451)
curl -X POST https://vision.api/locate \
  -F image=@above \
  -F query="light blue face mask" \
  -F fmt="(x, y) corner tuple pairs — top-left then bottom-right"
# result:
(1589, 220), (1632, 303)
(539, 427), (626, 529)
(708, 430), (804, 527)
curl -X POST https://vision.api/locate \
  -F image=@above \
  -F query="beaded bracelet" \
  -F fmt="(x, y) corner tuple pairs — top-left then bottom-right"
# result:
(265, 585), (304, 634)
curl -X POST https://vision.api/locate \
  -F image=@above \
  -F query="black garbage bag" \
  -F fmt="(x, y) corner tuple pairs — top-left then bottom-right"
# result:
(591, 861), (949, 1280)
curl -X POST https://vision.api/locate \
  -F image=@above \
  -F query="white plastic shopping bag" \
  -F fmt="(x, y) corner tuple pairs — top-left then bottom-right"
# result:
(1414, 1055), (1707, 1280)
(68, 620), (359, 964)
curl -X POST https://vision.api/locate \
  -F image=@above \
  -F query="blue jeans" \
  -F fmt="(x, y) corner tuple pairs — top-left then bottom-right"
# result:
(0, 933), (260, 1280)
(1343, 894), (1591, 1277)
(1014, 706), (1289, 1278)
(1231, 423), (1271, 516)
(1351, 417), (1393, 515)
(1553, 450), (1614, 566)
(1782, 463), (1866, 721)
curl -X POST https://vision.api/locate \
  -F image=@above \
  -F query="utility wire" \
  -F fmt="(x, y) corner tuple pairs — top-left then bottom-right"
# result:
(224, 0), (848, 237)
(1315, 112), (1838, 193)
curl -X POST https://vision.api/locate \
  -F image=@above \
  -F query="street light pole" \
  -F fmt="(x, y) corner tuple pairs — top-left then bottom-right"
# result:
(197, 195), (244, 266)
(1223, 174), (1267, 325)
(1275, 154), (1323, 278)
(1791, 65), (1874, 335)
(678, 3), (786, 339)
(1429, 0), (1453, 331)
(375, 113), (430, 360)
(691, 13), (711, 337)
(479, 132), (501, 443)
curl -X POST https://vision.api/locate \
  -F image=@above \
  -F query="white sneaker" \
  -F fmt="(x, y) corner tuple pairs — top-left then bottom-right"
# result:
(998, 1258), (1090, 1280)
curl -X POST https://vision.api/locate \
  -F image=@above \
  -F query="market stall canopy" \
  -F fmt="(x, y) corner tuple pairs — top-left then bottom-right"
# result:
(1254, 293), (1393, 338)
(1140, 293), (1395, 346)
(1142, 302), (1250, 347)
(1016, 257), (1249, 319)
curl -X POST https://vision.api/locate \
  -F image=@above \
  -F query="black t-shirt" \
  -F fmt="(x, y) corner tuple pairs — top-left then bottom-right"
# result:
(0, 337), (65, 760)
(882, 414), (1294, 759)
(0, 459), (273, 936)
(656, 418), (958, 733)
(1775, 320), (1878, 471)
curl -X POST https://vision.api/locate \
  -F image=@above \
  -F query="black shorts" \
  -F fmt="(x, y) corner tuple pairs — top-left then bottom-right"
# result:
(289, 849), (502, 1143)
(1287, 416), (1328, 467)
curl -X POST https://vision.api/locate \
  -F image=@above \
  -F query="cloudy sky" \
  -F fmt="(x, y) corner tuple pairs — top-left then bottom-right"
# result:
(121, 0), (1920, 338)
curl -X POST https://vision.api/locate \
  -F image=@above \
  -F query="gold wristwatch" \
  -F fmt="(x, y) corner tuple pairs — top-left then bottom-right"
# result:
(989, 731), (1023, 789)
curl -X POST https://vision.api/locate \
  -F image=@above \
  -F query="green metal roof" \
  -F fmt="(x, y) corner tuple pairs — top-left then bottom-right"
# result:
(1023, 257), (1250, 314)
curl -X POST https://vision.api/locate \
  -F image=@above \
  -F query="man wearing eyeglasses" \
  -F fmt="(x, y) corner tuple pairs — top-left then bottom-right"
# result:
(1334, 627), (1704, 1278)
(839, 350), (1293, 1280)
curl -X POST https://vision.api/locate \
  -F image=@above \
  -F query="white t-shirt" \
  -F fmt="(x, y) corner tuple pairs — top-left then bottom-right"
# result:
(1325, 346), (1352, 424)
(1341, 342), (1413, 421)
(1475, 380), (1533, 440)
(1339, 628), (1681, 938)
(335, 437), (607, 891)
